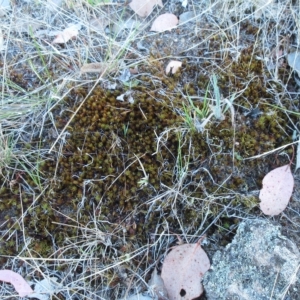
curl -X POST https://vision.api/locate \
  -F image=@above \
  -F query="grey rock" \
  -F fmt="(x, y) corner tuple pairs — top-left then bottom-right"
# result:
(203, 219), (300, 300)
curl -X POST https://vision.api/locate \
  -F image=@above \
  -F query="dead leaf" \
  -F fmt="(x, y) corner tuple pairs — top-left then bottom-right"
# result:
(259, 164), (294, 216)
(150, 13), (179, 32)
(52, 24), (81, 44)
(103, 80), (117, 90)
(116, 91), (134, 104)
(129, 66), (139, 74)
(129, 0), (163, 18)
(0, 270), (33, 297)
(165, 60), (182, 74)
(161, 242), (210, 300)
(80, 62), (109, 74)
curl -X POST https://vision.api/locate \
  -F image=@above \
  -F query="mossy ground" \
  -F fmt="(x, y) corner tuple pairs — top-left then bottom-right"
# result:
(0, 45), (296, 261)
(1, 1), (300, 298)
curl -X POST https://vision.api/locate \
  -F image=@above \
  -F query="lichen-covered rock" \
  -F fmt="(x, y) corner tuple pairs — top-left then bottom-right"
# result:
(203, 219), (300, 300)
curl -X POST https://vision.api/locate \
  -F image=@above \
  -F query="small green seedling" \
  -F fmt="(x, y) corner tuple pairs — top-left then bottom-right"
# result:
(123, 122), (129, 137)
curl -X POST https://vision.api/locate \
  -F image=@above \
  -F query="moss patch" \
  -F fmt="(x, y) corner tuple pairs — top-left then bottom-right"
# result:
(0, 24), (297, 278)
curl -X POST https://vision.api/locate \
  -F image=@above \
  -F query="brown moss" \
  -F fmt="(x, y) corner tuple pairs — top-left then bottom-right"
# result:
(0, 19), (296, 268)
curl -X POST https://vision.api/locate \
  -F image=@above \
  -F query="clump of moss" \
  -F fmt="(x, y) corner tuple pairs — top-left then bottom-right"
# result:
(0, 20), (296, 272)
(0, 46), (293, 261)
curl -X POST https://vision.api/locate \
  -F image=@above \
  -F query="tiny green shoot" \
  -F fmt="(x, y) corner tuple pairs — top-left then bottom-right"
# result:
(123, 122), (129, 137)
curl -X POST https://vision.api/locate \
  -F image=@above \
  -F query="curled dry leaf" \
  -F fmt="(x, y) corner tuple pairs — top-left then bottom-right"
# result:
(52, 24), (81, 44)
(165, 60), (182, 74)
(161, 242), (210, 300)
(129, 0), (163, 18)
(116, 91), (134, 104)
(259, 164), (294, 216)
(150, 13), (179, 32)
(0, 270), (33, 297)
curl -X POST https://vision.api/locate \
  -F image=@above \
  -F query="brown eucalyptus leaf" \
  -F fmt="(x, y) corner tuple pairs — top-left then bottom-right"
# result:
(129, 0), (163, 17)
(150, 13), (179, 32)
(259, 164), (294, 216)
(52, 24), (81, 44)
(161, 242), (210, 300)
(165, 60), (182, 74)
(0, 270), (33, 297)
